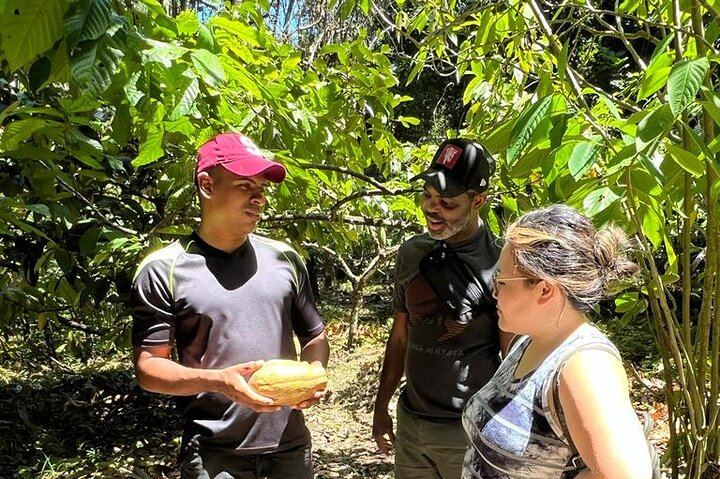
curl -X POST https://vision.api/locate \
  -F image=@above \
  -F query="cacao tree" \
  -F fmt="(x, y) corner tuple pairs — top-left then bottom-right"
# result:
(392, 0), (719, 476)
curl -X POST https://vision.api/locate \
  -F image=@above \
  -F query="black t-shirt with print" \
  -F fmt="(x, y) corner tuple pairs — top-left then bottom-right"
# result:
(393, 224), (502, 420)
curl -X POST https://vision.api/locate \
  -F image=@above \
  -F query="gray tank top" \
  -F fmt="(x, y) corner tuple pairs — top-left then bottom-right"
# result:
(461, 325), (620, 479)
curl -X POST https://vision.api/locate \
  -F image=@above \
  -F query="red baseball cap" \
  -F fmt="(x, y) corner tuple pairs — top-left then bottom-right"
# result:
(195, 133), (287, 183)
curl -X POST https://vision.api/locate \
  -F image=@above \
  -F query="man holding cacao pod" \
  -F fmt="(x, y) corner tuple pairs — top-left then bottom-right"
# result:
(372, 139), (513, 479)
(131, 132), (329, 479)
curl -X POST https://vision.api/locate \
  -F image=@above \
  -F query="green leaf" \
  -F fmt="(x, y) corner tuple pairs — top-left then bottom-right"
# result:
(224, 62), (262, 98)
(0, 118), (52, 150)
(407, 50), (426, 84)
(64, 0), (112, 49)
(640, 198), (663, 249)
(28, 56), (51, 91)
(568, 140), (601, 181)
(176, 10), (199, 36)
(557, 41), (569, 84)
(638, 152), (665, 182)
(191, 49), (226, 87)
(667, 58), (709, 116)
(358, 0), (370, 15)
(79, 227), (102, 256)
(398, 115), (420, 127)
(507, 96), (553, 163)
(340, 0), (357, 20)
(70, 24), (126, 97)
(699, 86), (720, 126)
(636, 104), (674, 153)
(141, 38), (189, 67)
(0, 0), (65, 70)
(112, 102), (131, 145)
(124, 70), (145, 106)
(637, 51), (673, 101)
(583, 187), (620, 217)
(196, 23), (215, 51)
(665, 143), (704, 176)
(133, 128), (165, 167)
(210, 17), (262, 47)
(168, 71), (200, 120)
(648, 34), (674, 62)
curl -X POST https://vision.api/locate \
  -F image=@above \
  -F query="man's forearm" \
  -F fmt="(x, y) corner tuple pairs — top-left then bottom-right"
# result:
(136, 355), (224, 396)
(374, 340), (406, 410)
(300, 331), (330, 367)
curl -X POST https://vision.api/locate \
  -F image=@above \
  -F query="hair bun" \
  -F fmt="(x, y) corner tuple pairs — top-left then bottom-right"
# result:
(594, 227), (638, 286)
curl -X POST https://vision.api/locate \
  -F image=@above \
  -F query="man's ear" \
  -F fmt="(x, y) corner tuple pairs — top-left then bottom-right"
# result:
(197, 171), (213, 199)
(472, 191), (488, 209)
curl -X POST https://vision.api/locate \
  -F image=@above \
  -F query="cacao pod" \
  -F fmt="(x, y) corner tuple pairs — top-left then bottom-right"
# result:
(248, 359), (327, 406)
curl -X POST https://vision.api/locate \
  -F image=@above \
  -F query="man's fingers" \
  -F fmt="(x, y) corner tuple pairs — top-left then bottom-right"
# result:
(250, 404), (282, 413)
(375, 436), (394, 455)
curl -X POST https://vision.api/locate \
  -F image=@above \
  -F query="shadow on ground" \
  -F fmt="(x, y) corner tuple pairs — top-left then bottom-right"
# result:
(314, 448), (393, 479)
(0, 366), (183, 478)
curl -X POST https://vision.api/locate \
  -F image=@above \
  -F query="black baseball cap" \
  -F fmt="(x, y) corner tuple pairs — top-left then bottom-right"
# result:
(411, 138), (495, 197)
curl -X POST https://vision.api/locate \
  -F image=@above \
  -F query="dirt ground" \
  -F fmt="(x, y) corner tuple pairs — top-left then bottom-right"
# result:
(306, 339), (396, 479)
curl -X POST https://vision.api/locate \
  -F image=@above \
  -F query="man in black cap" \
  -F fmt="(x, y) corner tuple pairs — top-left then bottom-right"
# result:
(372, 139), (512, 479)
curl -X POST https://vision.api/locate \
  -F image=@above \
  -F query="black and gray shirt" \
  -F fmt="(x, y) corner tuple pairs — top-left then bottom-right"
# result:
(131, 233), (325, 455)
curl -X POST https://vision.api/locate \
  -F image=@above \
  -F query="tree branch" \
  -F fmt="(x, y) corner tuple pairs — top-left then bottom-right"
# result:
(264, 212), (417, 229)
(297, 162), (395, 193)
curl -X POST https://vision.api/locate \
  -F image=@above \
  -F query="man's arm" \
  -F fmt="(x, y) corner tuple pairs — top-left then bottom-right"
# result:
(289, 330), (330, 409)
(298, 330), (330, 367)
(372, 310), (409, 455)
(133, 345), (280, 412)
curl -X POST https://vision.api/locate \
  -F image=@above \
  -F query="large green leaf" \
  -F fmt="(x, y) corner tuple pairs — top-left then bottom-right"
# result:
(140, 38), (189, 67)
(210, 17), (263, 47)
(583, 187), (620, 217)
(70, 22), (126, 97)
(133, 127), (165, 167)
(167, 68), (200, 120)
(0, 0), (65, 70)
(0, 118), (53, 150)
(637, 51), (673, 101)
(635, 104), (674, 152)
(507, 96), (553, 164)
(665, 143), (704, 177)
(667, 58), (709, 116)
(567, 140), (601, 181)
(191, 49), (226, 88)
(64, 0), (112, 49)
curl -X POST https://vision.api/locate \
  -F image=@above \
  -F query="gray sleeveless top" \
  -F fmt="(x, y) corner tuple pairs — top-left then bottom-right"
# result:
(461, 325), (620, 479)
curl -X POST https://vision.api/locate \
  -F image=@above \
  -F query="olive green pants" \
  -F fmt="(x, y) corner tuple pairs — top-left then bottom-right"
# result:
(395, 402), (469, 479)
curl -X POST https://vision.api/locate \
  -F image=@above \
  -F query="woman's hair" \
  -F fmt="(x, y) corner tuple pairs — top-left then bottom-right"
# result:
(505, 204), (638, 312)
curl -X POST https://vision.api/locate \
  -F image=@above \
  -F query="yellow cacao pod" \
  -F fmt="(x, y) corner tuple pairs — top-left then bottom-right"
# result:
(248, 359), (327, 406)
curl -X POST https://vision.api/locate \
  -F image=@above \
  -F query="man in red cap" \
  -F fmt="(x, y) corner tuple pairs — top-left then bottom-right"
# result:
(131, 132), (329, 478)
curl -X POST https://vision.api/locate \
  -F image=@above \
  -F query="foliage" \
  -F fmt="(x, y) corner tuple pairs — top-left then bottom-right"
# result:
(0, 0), (424, 360)
(393, 0), (720, 476)
(2, 0), (720, 477)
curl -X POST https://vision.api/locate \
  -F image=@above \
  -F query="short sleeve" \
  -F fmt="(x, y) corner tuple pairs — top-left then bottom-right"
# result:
(392, 250), (408, 313)
(289, 251), (325, 339)
(131, 258), (176, 347)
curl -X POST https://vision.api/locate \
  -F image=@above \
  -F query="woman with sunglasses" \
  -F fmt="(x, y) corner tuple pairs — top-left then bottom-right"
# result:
(461, 204), (653, 478)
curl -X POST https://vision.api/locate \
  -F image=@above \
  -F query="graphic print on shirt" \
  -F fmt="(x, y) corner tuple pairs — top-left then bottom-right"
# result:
(405, 273), (470, 345)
